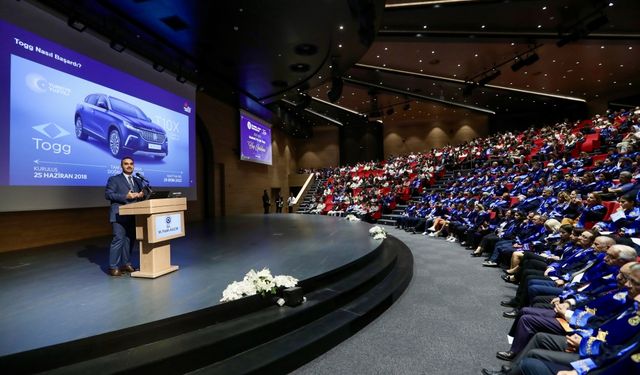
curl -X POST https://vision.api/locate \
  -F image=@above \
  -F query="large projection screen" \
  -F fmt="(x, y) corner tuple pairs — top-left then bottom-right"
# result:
(0, 2), (197, 212)
(239, 110), (273, 166)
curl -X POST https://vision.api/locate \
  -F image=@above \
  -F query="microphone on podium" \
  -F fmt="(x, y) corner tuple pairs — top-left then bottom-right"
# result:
(135, 172), (153, 196)
(135, 172), (149, 183)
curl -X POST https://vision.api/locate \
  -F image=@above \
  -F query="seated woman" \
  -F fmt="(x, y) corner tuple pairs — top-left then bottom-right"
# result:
(594, 193), (640, 237)
(576, 192), (607, 228)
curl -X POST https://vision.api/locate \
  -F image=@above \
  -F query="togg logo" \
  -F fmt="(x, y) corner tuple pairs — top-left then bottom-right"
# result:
(32, 123), (72, 155)
(32, 123), (70, 139)
(166, 216), (172, 226)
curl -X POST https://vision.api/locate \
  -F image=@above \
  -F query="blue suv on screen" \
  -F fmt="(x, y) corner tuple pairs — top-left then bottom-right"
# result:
(75, 94), (168, 159)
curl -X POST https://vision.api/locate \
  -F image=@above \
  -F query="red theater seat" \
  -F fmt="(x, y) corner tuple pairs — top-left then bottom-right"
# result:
(602, 201), (620, 222)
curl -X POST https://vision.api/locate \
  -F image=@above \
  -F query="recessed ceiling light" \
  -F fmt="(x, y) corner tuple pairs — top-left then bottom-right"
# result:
(339, 25), (344, 30)
(423, 25), (427, 29)
(376, 55), (380, 58)
(474, 53), (478, 57)
(338, 44), (342, 48)
(542, 6), (547, 10)
(620, 64), (624, 67)
(457, 64), (461, 67)
(481, 25), (486, 29)
(537, 25), (542, 28)
(601, 45), (605, 48)
(598, 63), (602, 66)
(629, 46), (633, 50)
(384, 47), (388, 51)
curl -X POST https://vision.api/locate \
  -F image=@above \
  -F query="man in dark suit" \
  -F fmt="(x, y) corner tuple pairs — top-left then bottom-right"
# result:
(105, 156), (146, 276)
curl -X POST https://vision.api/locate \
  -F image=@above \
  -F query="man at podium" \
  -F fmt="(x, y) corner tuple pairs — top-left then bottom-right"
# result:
(105, 156), (147, 276)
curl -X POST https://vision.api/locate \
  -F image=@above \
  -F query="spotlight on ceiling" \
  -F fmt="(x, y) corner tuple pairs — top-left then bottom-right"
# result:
(109, 40), (125, 53)
(153, 63), (165, 72)
(477, 69), (501, 86)
(67, 17), (86, 32)
(327, 77), (344, 103)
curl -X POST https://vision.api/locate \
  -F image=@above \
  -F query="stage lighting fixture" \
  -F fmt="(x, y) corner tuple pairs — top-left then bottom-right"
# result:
(327, 77), (344, 103)
(462, 83), (476, 97)
(522, 53), (540, 66)
(556, 31), (581, 47)
(511, 53), (539, 72)
(109, 40), (125, 53)
(67, 17), (86, 32)
(478, 69), (501, 86)
(295, 93), (312, 109)
(511, 58), (526, 72)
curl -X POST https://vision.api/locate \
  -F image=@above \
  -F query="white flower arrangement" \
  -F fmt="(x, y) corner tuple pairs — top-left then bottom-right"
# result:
(220, 268), (299, 303)
(369, 225), (387, 240)
(345, 214), (360, 222)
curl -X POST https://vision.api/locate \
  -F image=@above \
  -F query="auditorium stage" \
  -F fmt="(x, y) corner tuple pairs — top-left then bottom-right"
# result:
(0, 214), (379, 356)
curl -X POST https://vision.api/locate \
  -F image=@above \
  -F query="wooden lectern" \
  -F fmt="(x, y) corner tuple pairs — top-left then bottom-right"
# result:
(119, 197), (187, 278)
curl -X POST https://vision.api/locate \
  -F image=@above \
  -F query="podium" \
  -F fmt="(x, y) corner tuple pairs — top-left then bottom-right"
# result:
(119, 197), (187, 278)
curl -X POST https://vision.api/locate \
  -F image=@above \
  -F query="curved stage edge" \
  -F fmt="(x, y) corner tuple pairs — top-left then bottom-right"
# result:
(0, 215), (413, 374)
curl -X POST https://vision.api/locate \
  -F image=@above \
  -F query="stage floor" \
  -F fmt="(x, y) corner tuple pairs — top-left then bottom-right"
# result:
(0, 214), (379, 357)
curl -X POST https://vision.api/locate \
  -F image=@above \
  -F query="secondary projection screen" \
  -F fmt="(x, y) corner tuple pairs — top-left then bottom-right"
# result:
(0, 2), (196, 211)
(239, 110), (272, 166)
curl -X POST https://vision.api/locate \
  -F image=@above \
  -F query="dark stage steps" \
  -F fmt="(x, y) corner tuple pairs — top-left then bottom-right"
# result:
(1, 236), (413, 374)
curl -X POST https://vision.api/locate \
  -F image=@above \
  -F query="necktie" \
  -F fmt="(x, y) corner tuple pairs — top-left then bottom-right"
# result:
(128, 175), (135, 191)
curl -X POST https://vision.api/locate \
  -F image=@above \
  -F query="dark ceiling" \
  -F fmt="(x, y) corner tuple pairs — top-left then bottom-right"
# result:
(29, 0), (640, 138)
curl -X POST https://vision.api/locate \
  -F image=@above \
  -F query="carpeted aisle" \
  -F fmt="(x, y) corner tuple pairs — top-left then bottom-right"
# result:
(293, 227), (517, 375)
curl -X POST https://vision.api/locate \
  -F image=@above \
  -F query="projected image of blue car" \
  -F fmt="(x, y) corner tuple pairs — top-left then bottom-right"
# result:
(74, 94), (168, 159)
